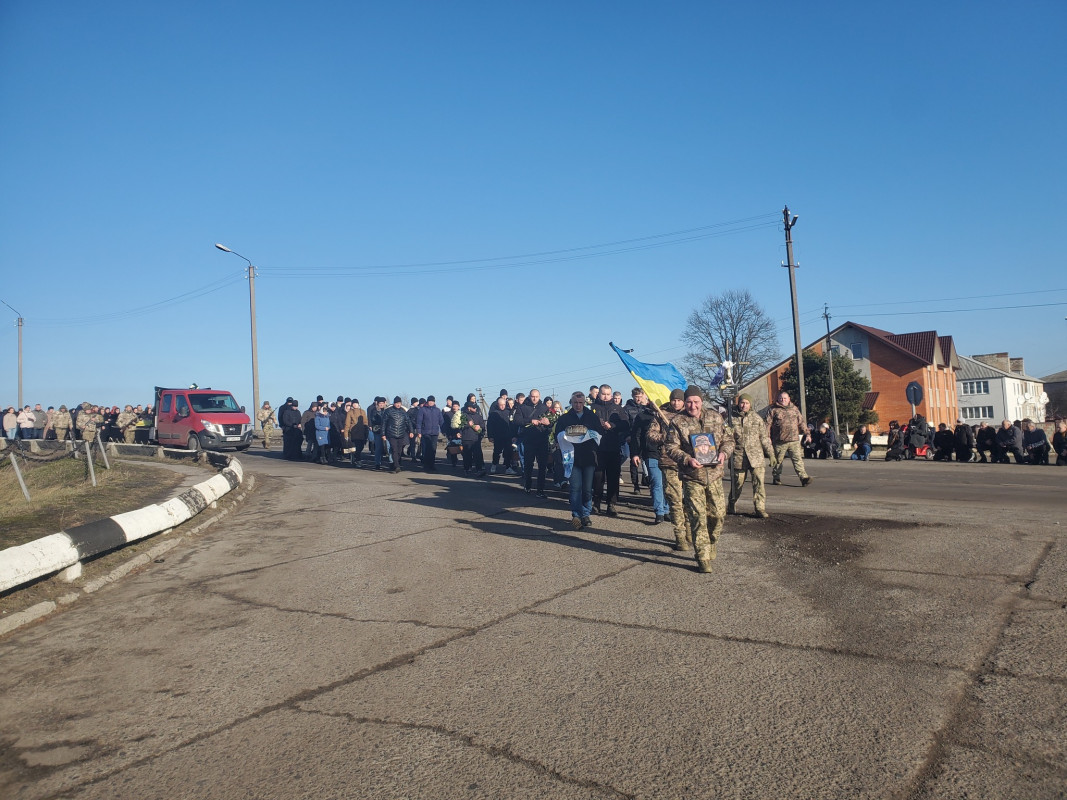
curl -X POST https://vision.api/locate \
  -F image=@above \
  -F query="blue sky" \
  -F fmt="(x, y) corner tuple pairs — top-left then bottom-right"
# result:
(2, 1), (1065, 410)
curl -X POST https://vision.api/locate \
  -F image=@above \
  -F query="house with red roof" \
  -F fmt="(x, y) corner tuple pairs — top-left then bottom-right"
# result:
(738, 322), (960, 433)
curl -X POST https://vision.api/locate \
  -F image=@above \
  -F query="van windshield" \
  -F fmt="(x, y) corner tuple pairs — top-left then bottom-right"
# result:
(189, 393), (242, 414)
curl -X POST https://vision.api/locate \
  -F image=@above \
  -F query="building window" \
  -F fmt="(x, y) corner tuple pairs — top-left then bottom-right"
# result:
(850, 342), (865, 360)
(961, 380), (989, 395)
(961, 406), (994, 420)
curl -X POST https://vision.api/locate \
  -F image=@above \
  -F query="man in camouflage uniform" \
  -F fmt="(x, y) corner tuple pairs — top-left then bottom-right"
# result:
(79, 405), (103, 443)
(116, 405), (139, 443)
(257, 401), (276, 449)
(52, 405), (73, 442)
(728, 393), (776, 518)
(767, 391), (812, 487)
(666, 386), (735, 574)
(650, 388), (691, 551)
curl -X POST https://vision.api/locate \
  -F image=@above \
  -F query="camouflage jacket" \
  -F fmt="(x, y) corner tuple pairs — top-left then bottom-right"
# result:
(52, 410), (73, 429)
(649, 403), (682, 471)
(666, 408), (734, 485)
(766, 402), (806, 444)
(116, 411), (138, 430)
(257, 408), (276, 427)
(730, 409), (775, 469)
(79, 412), (101, 432)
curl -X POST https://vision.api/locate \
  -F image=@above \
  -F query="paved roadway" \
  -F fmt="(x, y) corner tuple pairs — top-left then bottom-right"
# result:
(1, 450), (1064, 799)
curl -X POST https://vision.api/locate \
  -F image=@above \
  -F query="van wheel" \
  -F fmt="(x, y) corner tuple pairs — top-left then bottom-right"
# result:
(187, 434), (201, 452)
(235, 443), (250, 451)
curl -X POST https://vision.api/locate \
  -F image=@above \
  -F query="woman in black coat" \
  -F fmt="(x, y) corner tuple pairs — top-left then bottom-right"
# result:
(459, 400), (486, 476)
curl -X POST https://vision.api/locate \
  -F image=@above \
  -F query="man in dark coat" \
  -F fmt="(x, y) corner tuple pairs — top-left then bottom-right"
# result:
(279, 398), (303, 461)
(486, 394), (514, 474)
(382, 396), (414, 472)
(517, 389), (550, 497)
(458, 397), (486, 476)
(954, 419), (975, 463)
(590, 383), (630, 516)
(933, 423), (955, 461)
(416, 396), (444, 472)
(975, 421), (998, 463)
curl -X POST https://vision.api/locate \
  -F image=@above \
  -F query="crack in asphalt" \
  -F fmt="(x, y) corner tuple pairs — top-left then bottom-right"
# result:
(207, 589), (469, 631)
(34, 560), (643, 798)
(891, 539), (1058, 800)
(299, 707), (634, 799)
(525, 610), (977, 672)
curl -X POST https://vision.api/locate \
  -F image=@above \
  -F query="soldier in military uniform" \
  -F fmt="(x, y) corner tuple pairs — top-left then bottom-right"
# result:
(116, 405), (139, 444)
(649, 388), (691, 551)
(767, 391), (812, 487)
(728, 393), (776, 518)
(79, 405), (103, 443)
(52, 405), (73, 442)
(666, 386), (735, 573)
(257, 401), (276, 449)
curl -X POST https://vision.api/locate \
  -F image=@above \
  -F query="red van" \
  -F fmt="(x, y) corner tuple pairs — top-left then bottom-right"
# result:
(153, 386), (253, 451)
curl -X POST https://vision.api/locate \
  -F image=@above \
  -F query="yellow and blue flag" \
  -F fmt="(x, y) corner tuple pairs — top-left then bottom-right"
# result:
(610, 342), (688, 407)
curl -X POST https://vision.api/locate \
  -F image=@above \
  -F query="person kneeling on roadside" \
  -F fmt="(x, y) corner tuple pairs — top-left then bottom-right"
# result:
(850, 424), (872, 461)
(816, 423), (840, 459)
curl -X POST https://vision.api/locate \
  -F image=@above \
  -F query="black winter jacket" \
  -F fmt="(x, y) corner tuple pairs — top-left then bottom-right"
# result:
(382, 406), (413, 438)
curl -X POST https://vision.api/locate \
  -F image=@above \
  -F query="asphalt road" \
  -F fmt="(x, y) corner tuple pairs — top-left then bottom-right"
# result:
(1, 449), (1064, 799)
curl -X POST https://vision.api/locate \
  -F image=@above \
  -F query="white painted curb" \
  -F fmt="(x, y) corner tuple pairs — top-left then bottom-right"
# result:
(0, 451), (243, 594)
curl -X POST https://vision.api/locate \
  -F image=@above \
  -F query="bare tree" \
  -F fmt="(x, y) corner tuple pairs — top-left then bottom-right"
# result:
(679, 289), (781, 395)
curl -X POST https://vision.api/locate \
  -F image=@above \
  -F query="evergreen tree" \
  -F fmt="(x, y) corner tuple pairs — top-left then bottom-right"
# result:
(780, 349), (878, 433)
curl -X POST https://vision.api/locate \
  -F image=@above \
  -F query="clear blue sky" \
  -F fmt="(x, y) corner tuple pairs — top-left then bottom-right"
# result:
(2, 1), (1065, 410)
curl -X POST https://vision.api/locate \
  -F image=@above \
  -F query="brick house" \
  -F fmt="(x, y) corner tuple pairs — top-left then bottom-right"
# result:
(738, 322), (960, 433)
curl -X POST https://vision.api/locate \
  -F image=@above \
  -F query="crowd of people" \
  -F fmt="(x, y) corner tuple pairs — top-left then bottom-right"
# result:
(881, 416), (1064, 465)
(3, 402), (154, 444)
(257, 386), (829, 574)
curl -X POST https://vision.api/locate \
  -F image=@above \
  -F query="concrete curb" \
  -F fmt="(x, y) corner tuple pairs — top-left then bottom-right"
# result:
(0, 449), (244, 594)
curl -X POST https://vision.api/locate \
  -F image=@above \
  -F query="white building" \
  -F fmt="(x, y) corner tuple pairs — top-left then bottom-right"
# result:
(957, 353), (1047, 423)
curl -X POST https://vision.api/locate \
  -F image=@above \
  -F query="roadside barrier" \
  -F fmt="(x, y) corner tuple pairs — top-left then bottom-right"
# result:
(0, 447), (243, 594)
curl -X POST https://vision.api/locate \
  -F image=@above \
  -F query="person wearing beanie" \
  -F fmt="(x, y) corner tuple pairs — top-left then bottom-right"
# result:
(665, 386), (735, 573)
(728, 394), (776, 518)
(653, 388), (691, 551)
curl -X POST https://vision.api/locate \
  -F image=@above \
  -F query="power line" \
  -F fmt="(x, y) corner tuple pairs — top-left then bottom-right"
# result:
(32, 273), (247, 327)
(259, 217), (780, 277)
(858, 301), (1067, 317)
(833, 287), (1067, 312)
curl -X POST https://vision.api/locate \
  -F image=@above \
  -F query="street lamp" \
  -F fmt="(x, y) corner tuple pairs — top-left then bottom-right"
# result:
(215, 244), (261, 432)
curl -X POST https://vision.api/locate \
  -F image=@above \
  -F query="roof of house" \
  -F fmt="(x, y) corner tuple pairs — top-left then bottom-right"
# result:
(957, 354), (1043, 383)
(1041, 369), (1067, 383)
(738, 321), (959, 392)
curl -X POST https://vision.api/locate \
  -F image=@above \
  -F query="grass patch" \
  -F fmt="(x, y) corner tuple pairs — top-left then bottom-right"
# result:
(0, 456), (185, 549)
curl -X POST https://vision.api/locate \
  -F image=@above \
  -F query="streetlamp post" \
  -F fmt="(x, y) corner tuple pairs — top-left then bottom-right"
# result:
(215, 244), (261, 431)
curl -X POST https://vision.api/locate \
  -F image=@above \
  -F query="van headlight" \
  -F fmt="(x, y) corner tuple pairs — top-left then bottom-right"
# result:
(201, 421), (223, 434)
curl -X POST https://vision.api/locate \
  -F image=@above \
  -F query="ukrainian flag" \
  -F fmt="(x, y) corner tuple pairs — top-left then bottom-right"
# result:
(610, 342), (688, 407)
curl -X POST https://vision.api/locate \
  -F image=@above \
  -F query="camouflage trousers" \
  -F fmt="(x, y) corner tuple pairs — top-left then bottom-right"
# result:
(662, 467), (691, 546)
(123, 429), (136, 444)
(682, 478), (726, 566)
(53, 428), (69, 442)
(81, 430), (97, 443)
(729, 462), (766, 513)
(772, 441), (808, 482)
(261, 423), (274, 449)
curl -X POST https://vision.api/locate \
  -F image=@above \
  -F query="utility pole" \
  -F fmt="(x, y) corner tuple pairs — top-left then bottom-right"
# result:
(782, 206), (807, 423)
(2, 300), (22, 408)
(823, 304), (840, 438)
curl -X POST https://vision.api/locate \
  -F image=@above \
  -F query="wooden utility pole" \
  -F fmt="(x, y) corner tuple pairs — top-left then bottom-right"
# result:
(823, 305), (840, 437)
(782, 207), (807, 423)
